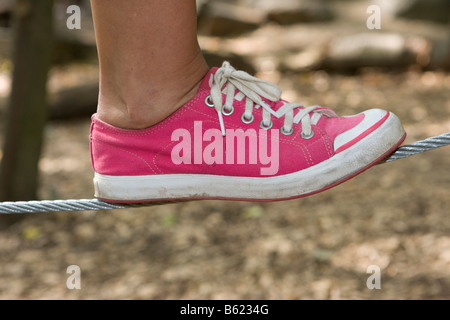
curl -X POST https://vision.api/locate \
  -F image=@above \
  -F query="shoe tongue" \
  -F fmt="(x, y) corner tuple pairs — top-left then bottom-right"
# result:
(199, 67), (219, 90)
(272, 99), (287, 111)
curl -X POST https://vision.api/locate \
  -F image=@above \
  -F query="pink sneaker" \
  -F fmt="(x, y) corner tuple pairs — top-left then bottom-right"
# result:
(90, 61), (406, 203)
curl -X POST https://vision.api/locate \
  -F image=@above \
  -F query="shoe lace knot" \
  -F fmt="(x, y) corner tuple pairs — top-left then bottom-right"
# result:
(208, 61), (336, 137)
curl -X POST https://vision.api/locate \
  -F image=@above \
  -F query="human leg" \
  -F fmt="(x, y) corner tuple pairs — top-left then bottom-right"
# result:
(90, 0), (209, 129)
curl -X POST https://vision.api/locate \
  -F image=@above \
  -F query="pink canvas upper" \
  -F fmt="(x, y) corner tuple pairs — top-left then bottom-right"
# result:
(90, 67), (366, 177)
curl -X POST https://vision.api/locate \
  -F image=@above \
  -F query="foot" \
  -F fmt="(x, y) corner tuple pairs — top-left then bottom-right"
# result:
(90, 61), (406, 203)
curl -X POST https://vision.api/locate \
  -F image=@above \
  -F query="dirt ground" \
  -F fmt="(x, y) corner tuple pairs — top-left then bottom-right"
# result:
(0, 1), (449, 300)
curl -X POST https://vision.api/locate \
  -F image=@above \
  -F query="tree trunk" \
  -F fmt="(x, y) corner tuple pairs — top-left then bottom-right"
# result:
(0, 0), (53, 202)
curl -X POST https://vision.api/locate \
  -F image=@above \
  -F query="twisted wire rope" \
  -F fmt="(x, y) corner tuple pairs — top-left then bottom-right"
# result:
(0, 132), (449, 214)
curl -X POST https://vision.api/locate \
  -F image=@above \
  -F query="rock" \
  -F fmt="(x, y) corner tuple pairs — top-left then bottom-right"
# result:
(429, 38), (450, 70)
(246, 0), (334, 25)
(325, 33), (431, 70)
(280, 43), (328, 72)
(378, 0), (450, 24)
(197, 1), (266, 37)
(202, 50), (256, 74)
(197, 0), (335, 36)
(48, 80), (99, 120)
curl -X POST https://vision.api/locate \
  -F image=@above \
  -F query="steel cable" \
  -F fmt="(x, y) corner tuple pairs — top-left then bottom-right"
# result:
(0, 132), (449, 214)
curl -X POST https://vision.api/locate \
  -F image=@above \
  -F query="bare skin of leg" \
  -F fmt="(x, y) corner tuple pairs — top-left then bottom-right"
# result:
(90, 0), (209, 129)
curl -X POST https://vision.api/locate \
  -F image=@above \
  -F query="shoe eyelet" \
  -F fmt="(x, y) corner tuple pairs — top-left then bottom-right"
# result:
(222, 105), (234, 116)
(259, 120), (273, 130)
(205, 95), (214, 108)
(241, 113), (254, 124)
(301, 130), (315, 139)
(280, 126), (294, 136)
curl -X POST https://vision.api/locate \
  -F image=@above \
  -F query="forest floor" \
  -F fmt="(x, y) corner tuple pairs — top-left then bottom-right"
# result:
(0, 1), (449, 300)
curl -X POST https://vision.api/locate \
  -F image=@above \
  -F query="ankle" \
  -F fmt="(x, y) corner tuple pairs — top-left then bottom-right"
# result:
(96, 78), (203, 130)
(96, 54), (209, 130)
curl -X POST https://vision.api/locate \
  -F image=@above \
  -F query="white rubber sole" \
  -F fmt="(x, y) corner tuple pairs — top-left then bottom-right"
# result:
(93, 112), (406, 203)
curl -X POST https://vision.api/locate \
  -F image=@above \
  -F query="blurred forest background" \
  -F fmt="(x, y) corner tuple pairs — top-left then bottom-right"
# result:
(0, 0), (449, 299)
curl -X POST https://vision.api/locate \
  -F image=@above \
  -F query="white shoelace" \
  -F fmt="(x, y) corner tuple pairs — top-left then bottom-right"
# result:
(208, 61), (336, 136)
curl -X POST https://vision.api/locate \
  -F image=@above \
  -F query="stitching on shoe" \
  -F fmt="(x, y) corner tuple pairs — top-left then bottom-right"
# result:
(93, 138), (157, 175)
(314, 126), (334, 158)
(289, 126), (314, 166)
